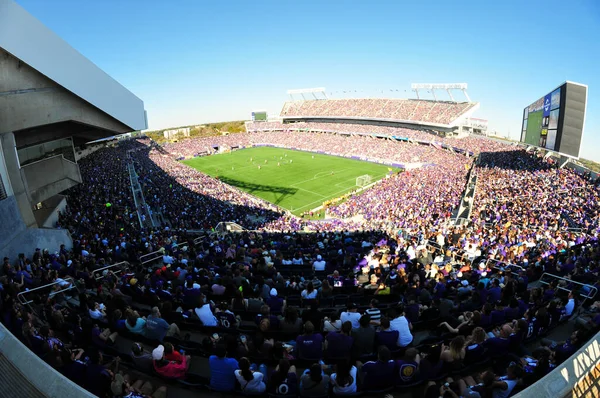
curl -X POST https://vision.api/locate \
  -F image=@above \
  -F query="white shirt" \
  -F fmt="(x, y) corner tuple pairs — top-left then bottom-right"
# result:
(340, 311), (361, 329)
(89, 309), (104, 320)
(313, 260), (326, 271)
(390, 316), (413, 346)
(331, 365), (357, 394)
(195, 304), (218, 326)
(565, 298), (575, 316)
(301, 290), (318, 299)
(235, 370), (266, 393)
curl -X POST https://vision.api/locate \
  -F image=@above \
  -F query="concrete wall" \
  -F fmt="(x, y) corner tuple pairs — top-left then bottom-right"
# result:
(21, 155), (81, 204)
(0, 0), (146, 131)
(0, 132), (36, 227)
(513, 331), (600, 398)
(1, 227), (72, 261)
(0, 195), (27, 248)
(0, 322), (94, 398)
(33, 194), (67, 228)
(0, 49), (132, 136)
(17, 137), (73, 165)
(0, 136), (13, 197)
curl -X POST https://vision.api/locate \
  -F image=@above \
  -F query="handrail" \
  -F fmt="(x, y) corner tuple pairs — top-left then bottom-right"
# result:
(17, 277), (77, 310)
(91, 261), (130, 280)
(139, 242), (187, 265)
(538, 272), (598, 307)
(422, 241), (525, 273)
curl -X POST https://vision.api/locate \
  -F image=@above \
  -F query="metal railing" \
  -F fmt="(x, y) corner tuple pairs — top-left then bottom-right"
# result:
(17, 277), (78, 312)
(91, 261), (130, 280)
(139, 242), (188, 266)
(538, 272), (598, 307)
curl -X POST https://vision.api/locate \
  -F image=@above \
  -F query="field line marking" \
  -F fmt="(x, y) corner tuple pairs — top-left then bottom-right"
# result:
(290, 168), (348, 187)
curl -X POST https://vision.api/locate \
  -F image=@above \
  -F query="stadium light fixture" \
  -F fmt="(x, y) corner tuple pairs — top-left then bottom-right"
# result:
(411, 83), (471, 102)
(287, 88), (328, 101)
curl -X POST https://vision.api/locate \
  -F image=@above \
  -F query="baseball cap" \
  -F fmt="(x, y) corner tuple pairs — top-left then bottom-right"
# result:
(270, 288), (278, 297)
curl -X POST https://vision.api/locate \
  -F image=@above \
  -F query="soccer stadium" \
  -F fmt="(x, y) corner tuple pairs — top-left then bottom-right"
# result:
(0, 1), (599, 398)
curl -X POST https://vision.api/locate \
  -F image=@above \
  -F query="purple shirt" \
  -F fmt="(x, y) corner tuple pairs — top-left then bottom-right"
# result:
(326, 332), (353, 358)
(296, 333), (323, 359)
(395, 359), (418, 383)
(375, 330), (399, 350)
(362, 360), (396, 389)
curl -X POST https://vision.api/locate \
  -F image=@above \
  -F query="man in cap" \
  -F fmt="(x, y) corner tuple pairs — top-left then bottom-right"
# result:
(313, 254), (326, 271)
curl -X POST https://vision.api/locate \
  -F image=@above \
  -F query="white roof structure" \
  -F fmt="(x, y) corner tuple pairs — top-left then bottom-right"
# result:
(0, 0), (147, 131)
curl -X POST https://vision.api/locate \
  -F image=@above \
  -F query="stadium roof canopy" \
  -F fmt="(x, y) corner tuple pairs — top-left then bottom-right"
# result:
(0, 0), (147, 146)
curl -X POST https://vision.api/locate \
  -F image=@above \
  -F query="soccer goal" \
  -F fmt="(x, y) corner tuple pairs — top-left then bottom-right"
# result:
(356, 174), (372, 187)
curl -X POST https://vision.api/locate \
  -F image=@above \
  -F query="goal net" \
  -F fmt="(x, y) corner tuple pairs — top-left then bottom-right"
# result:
(356, 174), (372, 187)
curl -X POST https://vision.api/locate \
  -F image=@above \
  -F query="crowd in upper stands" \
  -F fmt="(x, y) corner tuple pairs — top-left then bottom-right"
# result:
(245, 121), (511, 155)
(279, 99), (477, 125)
(1, 119), (599, 398)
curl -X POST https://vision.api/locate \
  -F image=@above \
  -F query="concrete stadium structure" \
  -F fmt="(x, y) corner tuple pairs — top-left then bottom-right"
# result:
(0, 0), (147, 258)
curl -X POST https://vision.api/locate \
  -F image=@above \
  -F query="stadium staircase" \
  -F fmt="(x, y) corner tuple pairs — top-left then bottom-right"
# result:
(126, 151), (156, 229)
(452, 157), (479, 225)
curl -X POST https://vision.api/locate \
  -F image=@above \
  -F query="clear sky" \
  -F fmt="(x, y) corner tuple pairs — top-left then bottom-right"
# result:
(15, 0), (600, 161)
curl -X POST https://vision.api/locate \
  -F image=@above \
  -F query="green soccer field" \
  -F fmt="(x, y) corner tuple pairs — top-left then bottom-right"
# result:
(181, 147), (397, 215)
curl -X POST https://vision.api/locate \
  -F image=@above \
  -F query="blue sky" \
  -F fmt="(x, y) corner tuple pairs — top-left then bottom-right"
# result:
(16, 0), (600, 161)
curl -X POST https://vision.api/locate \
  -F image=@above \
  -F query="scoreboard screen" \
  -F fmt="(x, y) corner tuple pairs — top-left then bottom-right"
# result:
(252, 111), (267, 121)
(521, 82), (587, 158)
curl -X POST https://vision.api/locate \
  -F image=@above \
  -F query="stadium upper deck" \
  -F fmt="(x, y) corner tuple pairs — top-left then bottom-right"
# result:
(280, 98), (478, 126)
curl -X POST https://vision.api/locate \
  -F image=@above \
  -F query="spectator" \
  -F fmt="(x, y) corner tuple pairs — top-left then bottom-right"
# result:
(131, 342), (154, 373)
(301, 282), (318, 300)
(209, 344), (239, 391)
(352, 314), (375, 358)
(126, 311), (147, 335)
(325, 321), (354, 359)
(299, 363), (330, 397)
(91, 323), (118, 346)
(88, 302), (107, 320)
(365, 299), (381, 325)
(360, 346), (395, 390)
(340, 303), (361, 329)
(280, 307), (302, 334)
(395, 347), (420, 385)
(234, 357), (266, 393)
(268, 358), (297, 395)
(331, 359), (358, 395)
(313, 255), (326, 272)
(389, 306), (413, 347)
(440, 336), (466, 371)
(110, 374), (167, 398)
(152, 344), (190, 379)
(195, 297), (218, 327)
(376, 317), (400, 350)
(145, 306), (180, 341)
(296, 321), (323, 360)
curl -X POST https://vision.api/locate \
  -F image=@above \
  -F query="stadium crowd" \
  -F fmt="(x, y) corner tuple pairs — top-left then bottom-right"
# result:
(245, 121), (511, 156)
(1, 121), (600, 398)
(279, 99), (478, 125)
(1, 222), (599, 397)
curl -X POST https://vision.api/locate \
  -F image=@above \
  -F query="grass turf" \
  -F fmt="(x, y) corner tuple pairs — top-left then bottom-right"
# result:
(181, 147), (397, 215)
